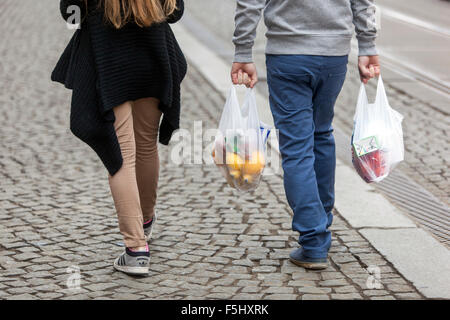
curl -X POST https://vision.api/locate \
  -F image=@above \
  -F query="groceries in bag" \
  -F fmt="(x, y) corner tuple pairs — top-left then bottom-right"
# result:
(213, 87), (271, 192)
(351, 76), (404, 183)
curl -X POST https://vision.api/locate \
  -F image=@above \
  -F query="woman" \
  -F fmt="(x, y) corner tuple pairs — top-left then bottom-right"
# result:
(52, 0), (187, 275)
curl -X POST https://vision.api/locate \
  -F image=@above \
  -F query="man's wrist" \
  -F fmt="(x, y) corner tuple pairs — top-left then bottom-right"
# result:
(358, 41), (378, 57)
(234, 43), (254, 63)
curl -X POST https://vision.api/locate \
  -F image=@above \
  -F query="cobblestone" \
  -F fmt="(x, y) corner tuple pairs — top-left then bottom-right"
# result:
(302, 294), (330, 300)
(331, 293), (363, 300)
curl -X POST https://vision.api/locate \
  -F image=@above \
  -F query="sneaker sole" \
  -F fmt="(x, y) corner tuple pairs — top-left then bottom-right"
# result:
(289, 257), (328, 270)
(113, 261), (149, 276)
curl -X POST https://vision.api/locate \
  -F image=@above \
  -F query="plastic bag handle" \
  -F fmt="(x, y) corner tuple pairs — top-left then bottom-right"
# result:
(218, 86), (244, 132)
(375, 75), (390, 109)
(245, 88), (260, 130)
(241, 88), (251, 118)
(354, 83), (368, 121)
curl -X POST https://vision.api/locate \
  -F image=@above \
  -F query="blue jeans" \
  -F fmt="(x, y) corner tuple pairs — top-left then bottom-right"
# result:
(266, 55), (348, 258)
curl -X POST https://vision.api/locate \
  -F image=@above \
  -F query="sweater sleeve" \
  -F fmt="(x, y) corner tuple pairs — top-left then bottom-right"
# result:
(232, 0), (265, 63)
(166, 0), (184, 24)
(351, 0), (378, 56)
(60, 0), (87, 22)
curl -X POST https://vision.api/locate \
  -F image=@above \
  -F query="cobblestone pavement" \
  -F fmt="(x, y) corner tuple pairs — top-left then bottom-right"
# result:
(0, 0), (425, 300)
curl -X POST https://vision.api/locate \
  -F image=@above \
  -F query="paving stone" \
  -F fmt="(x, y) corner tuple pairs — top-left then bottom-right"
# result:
(7, 287), (37, 295)
(211, 286), (240, 294)
(36, 292), (65, 299)
(166, 260), (191, 268)
(395, 292), (423, 300)
(33, 283), (61, 292)
(287, 280), (316, 287)
(7, 293), (36, 300)
(265, 294), (298, 300)
(203, 257), (230, 265)
(236, 280), (260, 287)
(263, 287), (294, 294)
(319, 279), (350, 287)
(14, 252), (41, 261)
(232, 259), (254, 267)
(205, 292), (233, 299)
(301, 294), (330, 300)
(159, 280), (185, 288)
(386, 284), (415, 293)
(252, 266), (277, 273)
(298, 287), (332, 294)
(261, 279), (285, 287)
(321, 272), (347, 280)
(241, 286), (261, 293)
(370, 295), (396, 300)
(209, 278), (236, 286)
(333, 286), (360, 294)
(363, 290), (391, 297)
(85, 283), (118, 292)
(331, 293), (364, 300)
(292, 272), (321, 281)
(232, 294), (264, 300)
(259, 259), (280, 266)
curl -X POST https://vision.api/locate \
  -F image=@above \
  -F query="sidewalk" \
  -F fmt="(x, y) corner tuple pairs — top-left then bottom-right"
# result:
(0, 0), (446, 300)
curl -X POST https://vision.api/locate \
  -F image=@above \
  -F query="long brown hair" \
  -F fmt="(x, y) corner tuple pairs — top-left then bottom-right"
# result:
(96, 0), (177, 29)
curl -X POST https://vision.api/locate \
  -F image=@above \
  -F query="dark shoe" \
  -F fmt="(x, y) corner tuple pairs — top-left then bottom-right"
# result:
(289, 248), (328, 270)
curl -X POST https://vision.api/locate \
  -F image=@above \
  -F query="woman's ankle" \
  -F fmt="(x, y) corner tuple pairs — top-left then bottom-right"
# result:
(128, 243), (149, 252)
(143, 217), (153, 226)
(143, 213), (155, 225)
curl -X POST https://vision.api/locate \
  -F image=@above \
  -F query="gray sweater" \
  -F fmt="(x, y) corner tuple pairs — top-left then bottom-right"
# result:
(233, 0), (378, 62)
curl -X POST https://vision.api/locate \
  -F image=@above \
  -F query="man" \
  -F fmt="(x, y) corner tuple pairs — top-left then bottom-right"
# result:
(231, 0), (380, 269)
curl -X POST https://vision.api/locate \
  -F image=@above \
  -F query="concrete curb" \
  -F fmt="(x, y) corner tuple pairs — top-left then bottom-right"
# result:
(172, 23), (450, 299)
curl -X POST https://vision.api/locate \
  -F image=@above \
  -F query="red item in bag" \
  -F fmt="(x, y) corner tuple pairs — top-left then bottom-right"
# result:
(352, 148), (388, 183)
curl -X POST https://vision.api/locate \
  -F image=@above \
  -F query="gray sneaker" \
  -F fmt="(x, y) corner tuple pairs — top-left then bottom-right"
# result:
(143, 213), (157, 243)
(113, 248), (150, 276)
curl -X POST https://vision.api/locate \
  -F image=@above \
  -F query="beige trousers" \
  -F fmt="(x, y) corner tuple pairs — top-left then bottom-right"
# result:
(108, 98), (162, 248)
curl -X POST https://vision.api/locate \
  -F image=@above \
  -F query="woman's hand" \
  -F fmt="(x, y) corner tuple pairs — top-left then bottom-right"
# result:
(231, 62), (258, 88)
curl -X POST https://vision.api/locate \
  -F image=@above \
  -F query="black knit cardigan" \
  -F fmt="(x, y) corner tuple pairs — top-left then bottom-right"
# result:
(51, 0), (187, 176)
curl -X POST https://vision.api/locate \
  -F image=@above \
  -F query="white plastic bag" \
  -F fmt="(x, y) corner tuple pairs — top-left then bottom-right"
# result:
(351, 76), (404, 183)
(213, 87), (270, 192)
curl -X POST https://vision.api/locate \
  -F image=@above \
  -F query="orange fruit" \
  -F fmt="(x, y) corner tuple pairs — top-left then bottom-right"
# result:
(242, 151), (265, 175)
(226, 153), (244, 171)
(229, 170), (241, 180)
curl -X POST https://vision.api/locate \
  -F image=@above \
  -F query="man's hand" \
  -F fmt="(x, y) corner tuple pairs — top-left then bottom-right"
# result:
(231, 62), (258, 88)
(358, 55), (380, 84)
